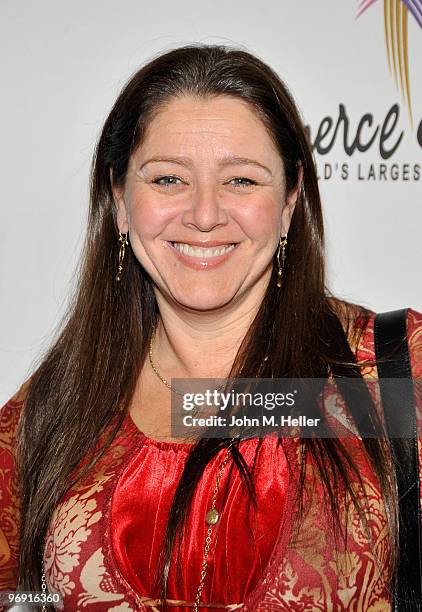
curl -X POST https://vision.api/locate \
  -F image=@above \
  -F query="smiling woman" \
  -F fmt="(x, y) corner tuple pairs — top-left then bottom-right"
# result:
(1, 44), (421, 612)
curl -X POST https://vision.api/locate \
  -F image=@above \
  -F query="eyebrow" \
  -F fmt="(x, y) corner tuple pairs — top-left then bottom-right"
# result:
(139, 155), (273, 176)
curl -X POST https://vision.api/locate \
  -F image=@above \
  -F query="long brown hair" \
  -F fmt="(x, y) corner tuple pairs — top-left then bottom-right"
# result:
(16, 43), (398, 599)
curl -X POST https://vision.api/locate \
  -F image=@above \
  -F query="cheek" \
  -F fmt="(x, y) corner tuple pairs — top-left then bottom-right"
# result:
(128, 192), (175, 239)
(234, 195), (281, 239)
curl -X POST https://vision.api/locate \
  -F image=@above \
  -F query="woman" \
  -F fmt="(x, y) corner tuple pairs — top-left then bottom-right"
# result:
(1, 44), (421, 611)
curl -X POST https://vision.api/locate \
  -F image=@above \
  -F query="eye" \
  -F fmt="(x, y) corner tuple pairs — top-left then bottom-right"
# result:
(227, 177), (258, 188)
(152, 175), (184, 186)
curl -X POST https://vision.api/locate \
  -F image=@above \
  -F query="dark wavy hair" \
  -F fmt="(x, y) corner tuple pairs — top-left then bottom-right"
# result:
(16, 43), (399, 602)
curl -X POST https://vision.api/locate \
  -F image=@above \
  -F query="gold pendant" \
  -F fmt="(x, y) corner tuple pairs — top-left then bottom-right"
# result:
(205, 508), (219, 525)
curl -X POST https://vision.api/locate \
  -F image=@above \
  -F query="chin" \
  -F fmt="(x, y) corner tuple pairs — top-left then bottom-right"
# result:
(170, 287), (238, 312)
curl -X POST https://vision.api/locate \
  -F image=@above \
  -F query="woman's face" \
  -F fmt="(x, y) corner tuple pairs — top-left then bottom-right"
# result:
(112, 95), (301, 313)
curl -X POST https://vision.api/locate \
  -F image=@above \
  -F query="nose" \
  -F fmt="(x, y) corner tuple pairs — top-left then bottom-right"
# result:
(181, 183), (228, 232)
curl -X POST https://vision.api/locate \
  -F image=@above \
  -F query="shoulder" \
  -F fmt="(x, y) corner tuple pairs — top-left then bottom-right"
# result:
(327, 299), (422, 377)
(326, 296), (374, 353)
(0, 379), (32, 457)
(352, 306), (422, 376)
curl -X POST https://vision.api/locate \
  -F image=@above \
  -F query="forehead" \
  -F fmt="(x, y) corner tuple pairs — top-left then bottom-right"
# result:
(136, 95), (282, 164)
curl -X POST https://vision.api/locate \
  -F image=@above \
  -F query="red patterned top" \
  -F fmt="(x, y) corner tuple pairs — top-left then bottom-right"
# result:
(1, 309), (422, 611)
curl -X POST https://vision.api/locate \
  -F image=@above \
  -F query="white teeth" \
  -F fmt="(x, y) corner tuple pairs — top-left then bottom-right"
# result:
(171, 242), (236, 258)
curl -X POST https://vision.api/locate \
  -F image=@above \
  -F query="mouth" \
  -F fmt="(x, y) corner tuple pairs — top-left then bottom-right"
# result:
(168, 241), (238, 259)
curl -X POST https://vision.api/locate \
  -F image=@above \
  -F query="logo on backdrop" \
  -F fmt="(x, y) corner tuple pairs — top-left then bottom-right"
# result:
(357, 0), (422, 125)
(309, 0), (422, 182)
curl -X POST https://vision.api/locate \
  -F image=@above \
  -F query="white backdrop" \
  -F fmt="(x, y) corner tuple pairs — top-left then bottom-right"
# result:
(1, 0), (421, 404)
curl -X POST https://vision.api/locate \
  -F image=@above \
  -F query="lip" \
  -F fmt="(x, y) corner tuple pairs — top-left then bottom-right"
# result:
(169, 240), (238, 247)
(165, 240), (239, 270)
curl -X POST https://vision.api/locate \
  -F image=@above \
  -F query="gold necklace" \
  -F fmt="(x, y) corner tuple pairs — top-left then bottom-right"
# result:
(148, 324), (242, 609)
(193, 435), (238, 611)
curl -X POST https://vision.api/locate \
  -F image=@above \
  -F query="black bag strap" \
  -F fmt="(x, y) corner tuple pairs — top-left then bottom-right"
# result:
(374, 308), (422, 611)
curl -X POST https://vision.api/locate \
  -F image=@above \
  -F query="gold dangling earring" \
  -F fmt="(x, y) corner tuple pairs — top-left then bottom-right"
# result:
(115, 231), (129, 282)
(276, 235), (288, 288)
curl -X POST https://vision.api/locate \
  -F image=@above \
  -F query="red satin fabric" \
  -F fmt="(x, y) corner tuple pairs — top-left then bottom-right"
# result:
(111, 433), (293, 609)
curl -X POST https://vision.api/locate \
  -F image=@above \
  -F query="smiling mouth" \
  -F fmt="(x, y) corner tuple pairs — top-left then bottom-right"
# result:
(169, 241), (238, 258)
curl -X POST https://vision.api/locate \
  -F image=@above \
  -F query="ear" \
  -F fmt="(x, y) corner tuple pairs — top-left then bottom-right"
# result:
(110, 167), (129, 234)
(281, 161), (304, 236)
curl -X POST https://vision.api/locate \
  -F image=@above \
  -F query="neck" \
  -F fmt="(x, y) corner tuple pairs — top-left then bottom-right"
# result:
(151, 287), (267, 379)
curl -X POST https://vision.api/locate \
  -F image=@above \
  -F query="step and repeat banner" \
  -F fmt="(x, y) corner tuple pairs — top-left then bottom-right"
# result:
(1, 0), (421, 402)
